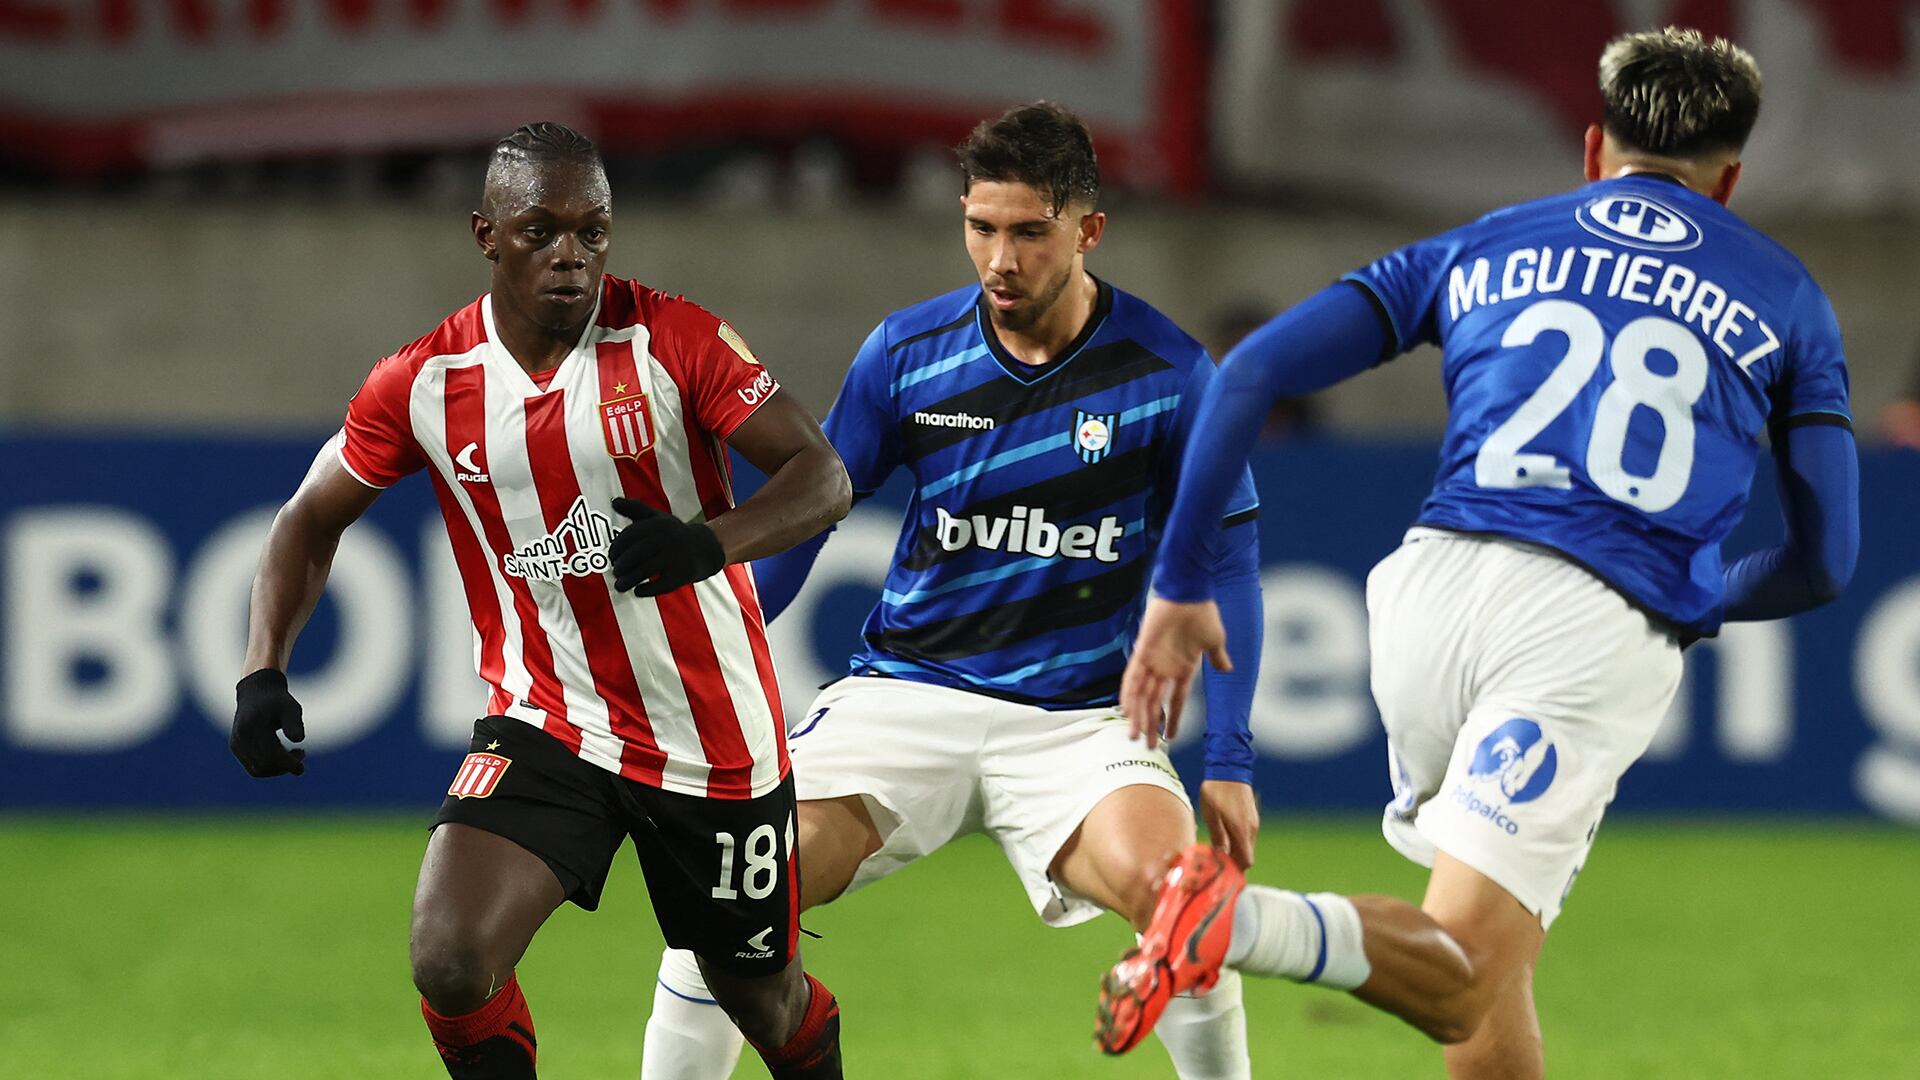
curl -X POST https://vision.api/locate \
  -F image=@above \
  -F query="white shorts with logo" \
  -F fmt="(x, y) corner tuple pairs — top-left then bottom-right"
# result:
(787, 675), (1191, 927)
(1367, 528), (1683, 929)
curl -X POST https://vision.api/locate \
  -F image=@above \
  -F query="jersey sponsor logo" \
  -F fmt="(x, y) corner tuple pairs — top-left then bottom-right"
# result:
(933, 504), (1125, 562)
(1575, 194), (1703, 252)
(502, 495), (616, 582)
(454, 441), (490, 484)
(448, 751), (511, 799)
(1074, 410), (1117, 463)
(600, 387), (656, 460)
(912, 409), (995, 430)
(736, 368), (778, 408)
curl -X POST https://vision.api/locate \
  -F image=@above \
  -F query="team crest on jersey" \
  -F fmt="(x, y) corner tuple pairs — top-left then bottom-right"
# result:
(600, 390), (656, 460)
(1074, 410), (1118, 464)
(447, 752), (511, 799)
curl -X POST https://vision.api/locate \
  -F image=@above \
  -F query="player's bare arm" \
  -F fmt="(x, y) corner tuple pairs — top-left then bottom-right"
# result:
(231, 452), (380, 777)
(712, 391), (852, 564)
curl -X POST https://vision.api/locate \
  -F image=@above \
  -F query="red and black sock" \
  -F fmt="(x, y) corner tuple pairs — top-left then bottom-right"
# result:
(421, 973), (538, 1080)
(749, 972), (842, 1080)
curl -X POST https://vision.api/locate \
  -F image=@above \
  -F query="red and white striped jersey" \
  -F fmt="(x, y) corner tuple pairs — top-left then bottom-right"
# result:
(335, 276), (789, 799)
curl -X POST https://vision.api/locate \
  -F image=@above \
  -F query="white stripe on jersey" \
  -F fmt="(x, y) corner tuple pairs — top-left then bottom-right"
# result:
(408, 349), (539, 730)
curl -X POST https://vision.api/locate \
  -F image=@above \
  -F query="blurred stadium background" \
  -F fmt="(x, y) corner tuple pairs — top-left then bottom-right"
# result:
(2, 2), (1917, 1077)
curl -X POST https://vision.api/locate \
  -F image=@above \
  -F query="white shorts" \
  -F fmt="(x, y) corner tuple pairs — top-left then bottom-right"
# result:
(787, 676), (1191, 927)
(1367, 528), (1683, 929)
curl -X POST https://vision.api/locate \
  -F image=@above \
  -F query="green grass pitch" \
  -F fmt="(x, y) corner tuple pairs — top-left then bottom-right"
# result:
(2, 816), (1914, 1078)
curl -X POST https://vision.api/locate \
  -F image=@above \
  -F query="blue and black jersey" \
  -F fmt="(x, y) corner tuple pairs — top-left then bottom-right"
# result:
(797, 278), (1260, 709)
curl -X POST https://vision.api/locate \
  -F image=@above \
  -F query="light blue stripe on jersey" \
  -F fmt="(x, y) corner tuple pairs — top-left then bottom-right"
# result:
(918, 395), (1182, 498)
(882, 518), (1148, 605)
(893, 344), (989, 394)
(862, 635), (1128, 687)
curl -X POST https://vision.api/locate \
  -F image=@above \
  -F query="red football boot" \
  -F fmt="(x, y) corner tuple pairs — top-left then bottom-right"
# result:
(1095, 844), (1245, 1055)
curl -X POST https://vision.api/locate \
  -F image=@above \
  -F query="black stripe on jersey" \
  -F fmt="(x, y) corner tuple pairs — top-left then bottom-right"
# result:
(900, 444), (1155, 571)
(1780, 412), (1853, 432)
(1223, 507), (1259, 528)
(887, 310), (976, 356)
(898, 341), (1175, 461)
(1343, 279), (1399, 365)
(868, 562), (1146, 665)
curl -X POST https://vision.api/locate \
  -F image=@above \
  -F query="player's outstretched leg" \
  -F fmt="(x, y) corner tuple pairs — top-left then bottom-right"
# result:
(1098, 845), (1546, 1079)
(1053, 784), (1252, 1080)
(410, 824), (567, 1079)
(641, 947), (745, 1080)
(701, 954), (842, 1080)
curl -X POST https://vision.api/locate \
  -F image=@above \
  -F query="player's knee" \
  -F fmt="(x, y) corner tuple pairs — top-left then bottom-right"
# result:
(410, 938), (499, 1015)
(706, 975), (804, 1047)
(1109, 849), (1176, 930)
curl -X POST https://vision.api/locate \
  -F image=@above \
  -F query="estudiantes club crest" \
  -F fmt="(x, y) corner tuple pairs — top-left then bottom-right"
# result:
(448, 752), (511, 799)
(601, 390), (656, 460)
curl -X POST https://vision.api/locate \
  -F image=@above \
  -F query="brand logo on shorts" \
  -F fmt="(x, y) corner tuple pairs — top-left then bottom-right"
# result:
(1105, 757), (1178, 780)
(1467, 718), (1558, 804)
(735, 926), (776, 960)
(448, 752), (511, 799)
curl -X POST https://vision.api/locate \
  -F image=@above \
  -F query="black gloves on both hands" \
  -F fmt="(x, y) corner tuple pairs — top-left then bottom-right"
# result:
(230, 499), (719, 779)
(608, 497), (727, 597)
(231, 668), (307, 777)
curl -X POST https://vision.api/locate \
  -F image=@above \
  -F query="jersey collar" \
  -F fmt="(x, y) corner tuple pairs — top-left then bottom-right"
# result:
(975, 275), (1114, 385)
(480, 285), (605, 397)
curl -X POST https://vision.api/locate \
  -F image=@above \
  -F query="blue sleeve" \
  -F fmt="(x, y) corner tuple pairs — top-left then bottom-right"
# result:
(1774, 277), (1852, 422)
(1200, 560), (1261, 783)
(1154, 283), (1393, 601)
(1341, 231), (1465, 351)
(751, 322), (901, 623)
(1721, 422), (1859, 621)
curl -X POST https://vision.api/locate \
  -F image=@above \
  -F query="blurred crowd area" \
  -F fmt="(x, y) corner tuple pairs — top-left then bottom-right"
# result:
(3, 0), (1920, 442)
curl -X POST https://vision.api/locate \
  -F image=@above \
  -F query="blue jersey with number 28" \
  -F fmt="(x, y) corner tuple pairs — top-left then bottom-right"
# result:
(1345, 174), (1850, 635)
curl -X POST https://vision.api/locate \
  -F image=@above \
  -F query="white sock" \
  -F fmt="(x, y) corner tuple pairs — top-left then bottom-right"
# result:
(640, 947), (744, 1080)
(1154, 968), (1252, 1080)
(1224, 886), (1372, 991)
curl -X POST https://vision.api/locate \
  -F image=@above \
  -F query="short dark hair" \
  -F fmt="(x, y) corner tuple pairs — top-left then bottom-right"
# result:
(481, 122), (607, 215)
(1600, 28), (1762, 158)
(490, 121), (602, 172)
(956, 102), (1100, 215)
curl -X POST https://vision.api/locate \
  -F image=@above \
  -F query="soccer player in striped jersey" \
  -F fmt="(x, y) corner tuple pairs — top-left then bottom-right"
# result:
(228, 123), (852, 1080)
(642, 104), (1264, 1080)
(1103, 30), (1859, 1078)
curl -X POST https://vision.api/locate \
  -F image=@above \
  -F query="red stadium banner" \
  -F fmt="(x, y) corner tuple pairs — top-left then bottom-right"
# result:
(0, 0), (1208, 193)
(1213, 0), (1920, 216)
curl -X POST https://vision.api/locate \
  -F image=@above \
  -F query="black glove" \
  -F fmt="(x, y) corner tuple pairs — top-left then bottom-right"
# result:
(230, 668), (308, 777)
(609, 497), (727, 597)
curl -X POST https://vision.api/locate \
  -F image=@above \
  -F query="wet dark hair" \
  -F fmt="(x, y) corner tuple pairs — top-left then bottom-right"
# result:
(956, 102), (1100, 215)
(481, 122), (607, 215)
(1600, 28), (1762, 158)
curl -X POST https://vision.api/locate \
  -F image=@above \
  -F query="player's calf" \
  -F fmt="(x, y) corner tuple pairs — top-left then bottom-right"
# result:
(702, 957), (843, 1079)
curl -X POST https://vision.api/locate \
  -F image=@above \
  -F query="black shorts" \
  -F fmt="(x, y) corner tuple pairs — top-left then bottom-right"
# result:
(433, 715), (799, 976)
